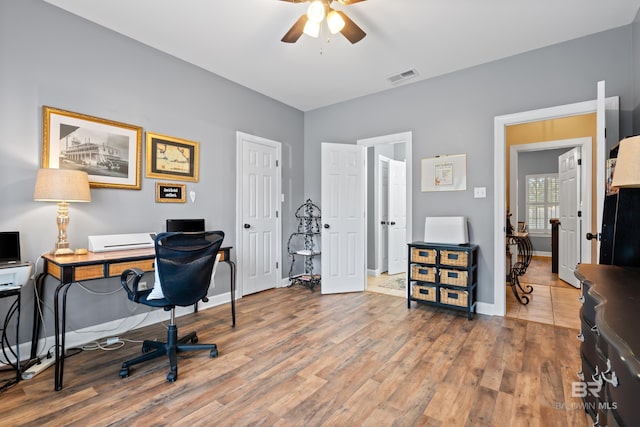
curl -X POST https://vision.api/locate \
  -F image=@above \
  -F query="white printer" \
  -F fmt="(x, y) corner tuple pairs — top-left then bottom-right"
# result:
(424, 216), (469, 245)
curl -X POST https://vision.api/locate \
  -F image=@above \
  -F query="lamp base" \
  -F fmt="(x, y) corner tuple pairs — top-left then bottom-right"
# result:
(51, 247), (74, 256)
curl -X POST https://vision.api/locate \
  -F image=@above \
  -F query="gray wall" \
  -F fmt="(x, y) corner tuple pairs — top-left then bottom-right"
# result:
(517, 148), (571, 253)
(3, 0), (640, 347)
(304, 26), (636, 305)
(0, 0), (304, 342)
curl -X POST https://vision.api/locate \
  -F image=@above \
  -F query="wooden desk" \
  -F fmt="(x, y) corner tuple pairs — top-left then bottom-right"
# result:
(43, 246), (235, 391)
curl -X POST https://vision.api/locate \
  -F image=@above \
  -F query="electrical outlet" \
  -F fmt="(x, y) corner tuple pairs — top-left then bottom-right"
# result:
(138, 281), (148, 290)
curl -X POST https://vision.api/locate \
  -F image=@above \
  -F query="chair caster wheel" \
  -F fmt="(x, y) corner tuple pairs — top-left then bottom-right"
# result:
(167, 372), (177, 382)
(191, 336), (198, 344)
(142, 346), (150, 353)
(210, 349), (218, 358)
(119, 368), (129, 378)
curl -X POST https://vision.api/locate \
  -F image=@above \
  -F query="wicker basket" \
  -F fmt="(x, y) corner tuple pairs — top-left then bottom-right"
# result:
(412, 283), (437, 302)
(411, 247), (437, 264)
(439, 250), (468, 267)
(410, 264), (436, 282)
(439, 268), (468, 286)
(439, 288), (468, 307)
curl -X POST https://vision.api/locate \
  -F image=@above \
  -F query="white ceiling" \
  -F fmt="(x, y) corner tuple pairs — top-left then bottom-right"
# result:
(43, 0), (640, 112)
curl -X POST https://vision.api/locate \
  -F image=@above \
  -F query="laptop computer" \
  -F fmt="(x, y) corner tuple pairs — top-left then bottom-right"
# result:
(0, 231), (22, 267)
(166, 218), (205, 232)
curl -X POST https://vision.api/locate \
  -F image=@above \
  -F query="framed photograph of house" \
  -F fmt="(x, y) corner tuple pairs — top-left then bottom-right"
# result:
(145, 132), (199, 182)
(42, 106), (143, 190)
(155, 182), (186, 203)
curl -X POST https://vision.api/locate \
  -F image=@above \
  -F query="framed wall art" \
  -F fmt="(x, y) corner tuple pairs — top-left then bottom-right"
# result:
(42, 106), (143, 190)
(155, 182), (186, 203)
(421, 154), (467, 192)
(145, 132), (199, 182)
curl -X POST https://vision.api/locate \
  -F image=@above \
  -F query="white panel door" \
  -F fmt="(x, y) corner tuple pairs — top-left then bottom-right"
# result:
(387, 159), (406, 275)
(321, 143), (366, 294)
(558, 147), (581, 288)
(378, 157), (389, 273)
(239, 133), (280, 296)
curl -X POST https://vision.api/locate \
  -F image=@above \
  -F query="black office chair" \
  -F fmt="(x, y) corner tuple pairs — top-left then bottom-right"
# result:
(119, 231), (224, 382)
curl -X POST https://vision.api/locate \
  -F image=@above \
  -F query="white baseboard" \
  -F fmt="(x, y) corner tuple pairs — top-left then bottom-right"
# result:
(4, 291), (237, 365)
(367, 269), (381, 277)
(532, 251), (552, 257)
(476, 301), (497, 316)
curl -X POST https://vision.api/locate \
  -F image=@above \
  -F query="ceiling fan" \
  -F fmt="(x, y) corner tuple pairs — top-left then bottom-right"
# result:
(280, 0), (367, 44)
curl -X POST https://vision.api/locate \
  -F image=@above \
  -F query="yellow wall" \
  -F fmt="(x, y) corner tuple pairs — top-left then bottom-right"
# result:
(506, 113), (597, 261)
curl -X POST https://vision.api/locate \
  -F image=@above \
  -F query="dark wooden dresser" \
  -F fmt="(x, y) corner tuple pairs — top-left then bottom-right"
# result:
(575, 264), (640, 427)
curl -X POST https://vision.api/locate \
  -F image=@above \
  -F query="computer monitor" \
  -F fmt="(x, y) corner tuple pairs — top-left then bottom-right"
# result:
(0, 231), (21, 263)
(165, 218), (205, 232)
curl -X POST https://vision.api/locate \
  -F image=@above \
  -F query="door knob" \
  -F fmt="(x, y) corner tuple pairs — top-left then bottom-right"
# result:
(380, 221), (387, 225)
(389, 221), (396, 225)
(244, 224), (251, 229)
(323, 224), (330, 229)
(586, 232), (600, 241)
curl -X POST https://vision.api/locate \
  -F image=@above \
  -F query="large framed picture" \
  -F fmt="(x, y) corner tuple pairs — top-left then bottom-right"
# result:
(145, 132), (199, 182)
(42, 106), (143, 190)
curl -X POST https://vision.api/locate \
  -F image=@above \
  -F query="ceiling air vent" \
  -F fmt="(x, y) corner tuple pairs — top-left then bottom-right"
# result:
(387, 68), (419, 84)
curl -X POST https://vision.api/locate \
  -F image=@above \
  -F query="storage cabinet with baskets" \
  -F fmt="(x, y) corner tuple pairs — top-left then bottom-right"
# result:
(407, 242), (478, 320)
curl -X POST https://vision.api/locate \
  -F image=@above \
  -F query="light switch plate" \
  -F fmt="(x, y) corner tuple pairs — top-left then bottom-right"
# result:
(474, 187), (486, 198)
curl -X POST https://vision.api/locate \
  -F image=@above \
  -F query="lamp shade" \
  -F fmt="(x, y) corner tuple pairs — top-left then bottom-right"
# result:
(327, 10), (345, 34)
(611, 136), (640, 188)
(34, 168), (91, 202)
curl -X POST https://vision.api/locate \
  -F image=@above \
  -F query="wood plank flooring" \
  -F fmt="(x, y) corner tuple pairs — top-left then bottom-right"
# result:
(0, 287), (590, 426)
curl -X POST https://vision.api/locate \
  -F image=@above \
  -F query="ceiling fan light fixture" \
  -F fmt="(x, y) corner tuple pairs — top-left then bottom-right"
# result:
(327, 10), (345, 34)
(303, 20), (321, 38)
(307, 1), (325, 24)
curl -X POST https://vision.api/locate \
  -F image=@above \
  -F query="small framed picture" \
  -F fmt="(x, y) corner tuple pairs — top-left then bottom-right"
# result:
(155, 182), (186, 203)
(145, 132), (199, 182)
(42, 106), (143, 189)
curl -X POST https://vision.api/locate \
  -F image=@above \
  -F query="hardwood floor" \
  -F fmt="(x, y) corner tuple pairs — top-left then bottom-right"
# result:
(366, 273), (405, 298)
(1, 287), (589, 426)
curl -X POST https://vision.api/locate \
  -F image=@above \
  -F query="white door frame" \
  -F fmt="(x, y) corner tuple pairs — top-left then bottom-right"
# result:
(235, 131), (282, 298)
(358, 132), (413, 285)
(493, 95), (618, 316)
(509, 137), (592, 264)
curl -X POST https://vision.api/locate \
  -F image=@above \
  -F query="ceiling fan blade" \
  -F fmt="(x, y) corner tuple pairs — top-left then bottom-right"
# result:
(337, 0), (367, 4)
(279, 0), (308, 3)
(336, 11), (366, 44)
(282, 14), (308, 43)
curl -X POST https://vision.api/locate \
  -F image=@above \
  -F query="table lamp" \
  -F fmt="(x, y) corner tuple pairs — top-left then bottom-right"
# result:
(611, 135), (640, 188)
(33, 168), (91, 256)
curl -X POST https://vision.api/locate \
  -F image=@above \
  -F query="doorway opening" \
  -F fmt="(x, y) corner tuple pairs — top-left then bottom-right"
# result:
(357, 132), (413, 297)
(493, 85), (619, 316)
(506, 138), (591, 327)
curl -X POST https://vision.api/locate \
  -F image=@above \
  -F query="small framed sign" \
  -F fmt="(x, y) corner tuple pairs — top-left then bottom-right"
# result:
(155, 182), (186, 203)
(421, 153), (467, 192)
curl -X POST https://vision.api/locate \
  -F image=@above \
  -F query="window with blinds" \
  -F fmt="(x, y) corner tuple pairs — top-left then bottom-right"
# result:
(525, 173), (559, 234)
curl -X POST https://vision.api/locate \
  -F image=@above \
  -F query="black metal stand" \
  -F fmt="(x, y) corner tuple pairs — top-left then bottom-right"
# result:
(506, 234), (534, 305)
(287, 199), (321, 291)
(0, 287), (21, 392)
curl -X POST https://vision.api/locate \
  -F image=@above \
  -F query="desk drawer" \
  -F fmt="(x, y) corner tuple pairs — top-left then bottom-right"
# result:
(108, 259), (155, 277)
(75, 265), (105, 281)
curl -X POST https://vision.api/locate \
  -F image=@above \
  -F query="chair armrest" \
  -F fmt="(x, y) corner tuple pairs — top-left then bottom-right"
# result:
(120, 268), (145, 303)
